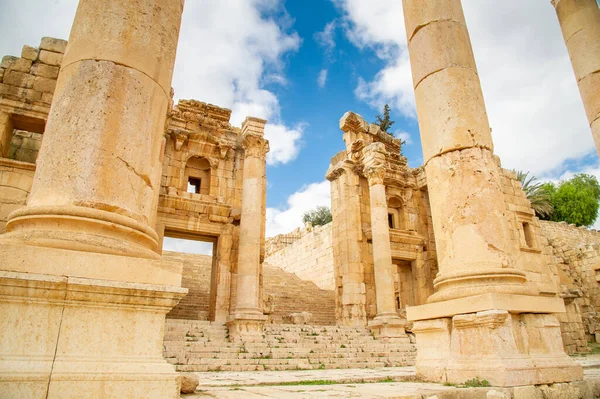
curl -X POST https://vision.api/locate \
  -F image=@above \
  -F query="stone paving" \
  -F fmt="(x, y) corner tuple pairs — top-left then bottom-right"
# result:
(182, 354), (600, 398)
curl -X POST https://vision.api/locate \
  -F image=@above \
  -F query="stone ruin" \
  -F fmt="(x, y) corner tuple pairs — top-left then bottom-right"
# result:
(0, 0), (599, 397)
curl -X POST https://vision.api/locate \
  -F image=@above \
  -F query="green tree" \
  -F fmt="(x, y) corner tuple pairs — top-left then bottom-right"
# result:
(515, 170), (553, 219)
(544, 174), (600, 227)
(374, 104), (406, 154)
(302, 206), (332, 226)
(375, 104), (395, 134)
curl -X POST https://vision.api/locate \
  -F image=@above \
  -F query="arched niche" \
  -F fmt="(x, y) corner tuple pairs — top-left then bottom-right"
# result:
(387, 196), (404, 230)
(184, 156), (212, 195)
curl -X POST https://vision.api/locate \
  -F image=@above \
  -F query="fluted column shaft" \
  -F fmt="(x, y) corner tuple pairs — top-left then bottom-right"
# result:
(234, 118), (268, 317)
(552, 0), (600, 155)
(4, 0), (184, 258)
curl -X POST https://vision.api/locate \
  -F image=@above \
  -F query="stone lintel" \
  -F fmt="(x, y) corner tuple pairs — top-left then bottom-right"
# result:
(407, 293), (566, 321)
(0, 242), (185, 286)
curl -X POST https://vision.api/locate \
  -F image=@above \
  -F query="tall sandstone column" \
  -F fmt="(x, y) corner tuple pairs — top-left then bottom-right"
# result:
(228, 117), (269, 341)
(403, 0), (582, 386)
(552, 0), (600, 156)
(363, 143), (406, 338)
(3, 0), (185, 258)
(0, 1), (187, 398)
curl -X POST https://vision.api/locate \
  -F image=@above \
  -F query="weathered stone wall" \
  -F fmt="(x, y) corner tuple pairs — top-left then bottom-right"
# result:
(0, 37), (64, 233)
(8, 130), (42, 163)
(265, 223), (335, 290)
(0, 159), (34, 233)
(540, 220), (600, 352)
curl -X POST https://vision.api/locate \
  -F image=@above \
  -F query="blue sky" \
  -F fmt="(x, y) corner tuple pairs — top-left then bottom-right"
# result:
(1, 0), (599, 244)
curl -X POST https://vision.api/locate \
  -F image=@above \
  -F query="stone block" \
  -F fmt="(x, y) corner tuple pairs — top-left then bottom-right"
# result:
(30, 62), (59, 79)
(513, 385), (543, 399)
(0, 68), (4, 82)
(0, 56), (32, 73)
(40, 37), (68, 54)
(179, 373), (199, 394)
(2, 70), (35, 89)
(21, 45), (39, 61)
(32, 76), (57, 93)
(41, 92), (53, 104)
(0, 83), (42, 102)
(38, 50), (63, 66)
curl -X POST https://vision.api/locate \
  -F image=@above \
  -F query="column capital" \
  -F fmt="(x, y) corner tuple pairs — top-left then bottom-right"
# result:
(241, 133), (269, 160)
(362, 142), (387, 186)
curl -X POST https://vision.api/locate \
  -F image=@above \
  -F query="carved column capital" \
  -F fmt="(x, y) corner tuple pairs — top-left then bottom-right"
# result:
(242, 133), (269, 160)
(362, 142), (387, 186)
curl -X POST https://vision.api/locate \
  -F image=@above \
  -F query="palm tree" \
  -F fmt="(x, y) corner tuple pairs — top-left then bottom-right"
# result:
(515, 170), (553, 218)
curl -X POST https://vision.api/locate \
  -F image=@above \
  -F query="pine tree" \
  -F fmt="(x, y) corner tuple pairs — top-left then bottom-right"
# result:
(375, 104), (395, 134)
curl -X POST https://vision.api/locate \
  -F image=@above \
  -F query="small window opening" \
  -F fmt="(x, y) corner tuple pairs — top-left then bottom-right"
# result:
(187, 177), (201, 194)
(523, 222), (534, 248)
(388, 213), (395, 229)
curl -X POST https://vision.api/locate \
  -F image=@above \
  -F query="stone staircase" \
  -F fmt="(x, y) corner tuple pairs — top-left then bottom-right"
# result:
(163, 252), (336, 326)
(263, 263), (336, 326)
(163, 319), (416, 372)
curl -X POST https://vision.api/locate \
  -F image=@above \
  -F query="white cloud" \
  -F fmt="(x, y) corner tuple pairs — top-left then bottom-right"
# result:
(266, 181), (331, 237)
(264, 123), (304, 165)
(163, 237), (213, 256)
(173, 1), (304, 166)
(334, 0), (597, 177)
(314, 20), (337, 56)
(317, 69), (328, 88)
(0, 1), (305, 167)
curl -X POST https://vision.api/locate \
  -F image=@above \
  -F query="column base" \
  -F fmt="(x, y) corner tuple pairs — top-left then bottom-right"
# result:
(368, 314), (408, 339)
(0, 267), (187, 399)
(227, 313), (267, 343)
(412, 310), (583, 387)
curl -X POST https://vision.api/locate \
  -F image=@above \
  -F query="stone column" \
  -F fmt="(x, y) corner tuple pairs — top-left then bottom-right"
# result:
(0, 112), (13, 158)
(402, 0), (582, 386)
(3, 0), (185, 259)
(0, 1), (188, 397)
(228, 117), (269, 341)
(363, 143), (406, 338)
(552, 0), (600, 156)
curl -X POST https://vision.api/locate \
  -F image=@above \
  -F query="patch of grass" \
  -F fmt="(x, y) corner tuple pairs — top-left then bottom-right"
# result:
(340, 344), (346, 349)
(378, 377), (395, 383)
(310, 332), (319, 336)
(463, 377), (490, 388)
(318, 363), (326, 369)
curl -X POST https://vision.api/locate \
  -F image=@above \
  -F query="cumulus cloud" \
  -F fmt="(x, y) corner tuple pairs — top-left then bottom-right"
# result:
(0, 0), (305, 167)
(317, 69), (328, 88)
(173, 0), (304, 166)
(266, 180), (331, 237)
(264, 123), (304, 165)
(334, 0), (596, 177)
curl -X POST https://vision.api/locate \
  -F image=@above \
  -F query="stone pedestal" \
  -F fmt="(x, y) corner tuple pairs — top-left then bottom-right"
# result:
(0, 247), (187, 399)
(412, 310), (582, 386)
(552, 0), (600, 156)
(227, 314), (268, 344)
(402, 0), (582, 385)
